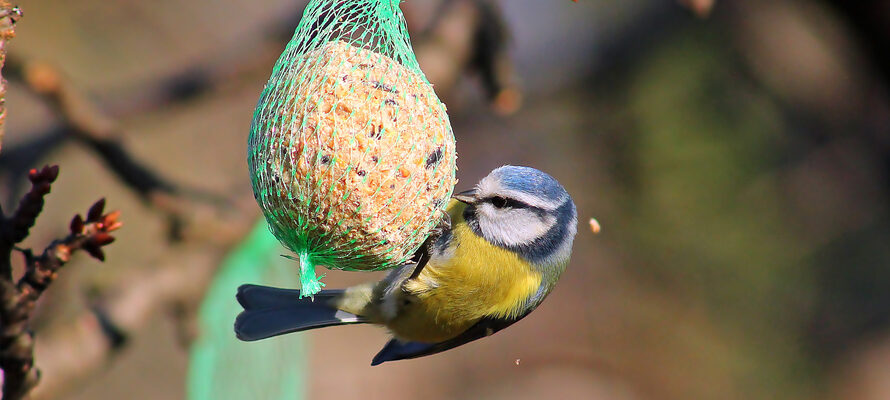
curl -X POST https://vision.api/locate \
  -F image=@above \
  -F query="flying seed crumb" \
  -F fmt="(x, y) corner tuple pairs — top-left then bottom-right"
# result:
(589, 218), (601, 234)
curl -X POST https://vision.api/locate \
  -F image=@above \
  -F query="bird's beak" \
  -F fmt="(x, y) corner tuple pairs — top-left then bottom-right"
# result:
(452, 189), (477, 204)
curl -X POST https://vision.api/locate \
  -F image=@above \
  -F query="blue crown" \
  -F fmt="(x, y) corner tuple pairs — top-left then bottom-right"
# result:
(491, 165), (568, 202)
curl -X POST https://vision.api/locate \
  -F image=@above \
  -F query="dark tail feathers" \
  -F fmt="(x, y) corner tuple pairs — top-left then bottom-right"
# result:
(234, 284), (367, 341)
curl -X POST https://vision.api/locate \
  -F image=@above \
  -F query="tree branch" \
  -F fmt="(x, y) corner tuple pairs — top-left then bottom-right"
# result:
(0, 165), (57, 284)
(411, 0), (520, 114)
(0, 166), (122, 400)
(32, 247), (221, 399)
(0, 1), (21, 154)
(13, 61), (230, 241)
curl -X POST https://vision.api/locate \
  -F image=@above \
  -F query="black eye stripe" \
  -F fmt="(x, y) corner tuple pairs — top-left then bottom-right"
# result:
(485, 196), (528, 209)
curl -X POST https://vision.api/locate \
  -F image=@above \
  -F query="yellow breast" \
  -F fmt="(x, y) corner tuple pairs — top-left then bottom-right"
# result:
(395, 201), (542, 341)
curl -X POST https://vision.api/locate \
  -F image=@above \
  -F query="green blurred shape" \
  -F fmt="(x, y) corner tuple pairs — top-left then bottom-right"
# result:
(622, 28), (816, 399)
(187, 219), (305, 400)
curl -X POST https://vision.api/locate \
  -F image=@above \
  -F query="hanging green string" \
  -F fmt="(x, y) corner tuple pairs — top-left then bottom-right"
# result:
(298, 251), (324, 296)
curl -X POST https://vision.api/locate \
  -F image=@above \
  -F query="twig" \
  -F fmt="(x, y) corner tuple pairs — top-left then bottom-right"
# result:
(20, 62), (178, 195)
(0, 1), (21, 154)
(29, 201), (257, 400)
(0, 165), (121, 400)
(468, 0), (521, 114)
(0, 165), (58, 281)
(14, 61), (229, 240)
(32, 247), (222, 399)
(411, 0), (520, 114)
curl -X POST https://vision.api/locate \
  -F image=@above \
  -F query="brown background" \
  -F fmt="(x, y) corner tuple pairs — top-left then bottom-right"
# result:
(4, 0), (890, 399)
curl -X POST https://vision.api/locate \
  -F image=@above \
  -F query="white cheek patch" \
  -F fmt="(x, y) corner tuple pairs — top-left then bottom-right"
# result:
(477, 205), (555, 246)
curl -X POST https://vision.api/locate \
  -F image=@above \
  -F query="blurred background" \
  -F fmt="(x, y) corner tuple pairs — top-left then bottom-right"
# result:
(2, 0), (890, 399)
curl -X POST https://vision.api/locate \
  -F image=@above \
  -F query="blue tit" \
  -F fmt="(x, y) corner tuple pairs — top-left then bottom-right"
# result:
(234, 165), (578, 365)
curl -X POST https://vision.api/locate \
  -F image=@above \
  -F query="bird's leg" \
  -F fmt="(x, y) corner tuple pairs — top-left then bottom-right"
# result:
(408, 211), (451, 280)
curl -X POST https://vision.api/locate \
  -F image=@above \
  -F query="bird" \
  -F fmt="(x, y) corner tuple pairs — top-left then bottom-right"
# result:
(234, 165), (578, 365)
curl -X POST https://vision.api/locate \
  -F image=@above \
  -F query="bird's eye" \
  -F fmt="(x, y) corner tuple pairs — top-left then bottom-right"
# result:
(490, 196), (509, 208)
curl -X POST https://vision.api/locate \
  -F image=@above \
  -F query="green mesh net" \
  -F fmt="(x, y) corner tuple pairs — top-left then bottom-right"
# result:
(248, 0), (457, 297)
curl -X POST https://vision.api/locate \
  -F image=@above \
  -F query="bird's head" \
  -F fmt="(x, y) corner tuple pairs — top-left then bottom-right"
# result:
(454, 165), (577, 268)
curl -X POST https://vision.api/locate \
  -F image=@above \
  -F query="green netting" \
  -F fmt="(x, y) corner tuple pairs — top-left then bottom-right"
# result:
(248, 0), (457, 297)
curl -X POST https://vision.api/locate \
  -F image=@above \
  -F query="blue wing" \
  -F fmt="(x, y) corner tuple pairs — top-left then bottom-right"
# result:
(371, 312), (532, 365)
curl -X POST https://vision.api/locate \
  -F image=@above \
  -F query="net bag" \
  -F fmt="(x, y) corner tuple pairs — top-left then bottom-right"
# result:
(248, 0), (457, 296)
